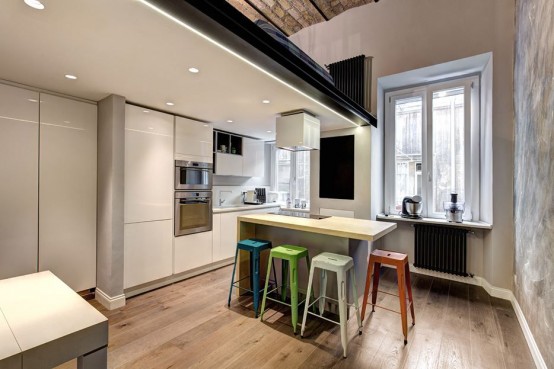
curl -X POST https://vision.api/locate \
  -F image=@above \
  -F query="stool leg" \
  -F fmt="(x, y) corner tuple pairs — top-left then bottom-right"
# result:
(405, 262), (415, 325)
(252, 250), (261, 318)
(260, 254), (274, 322)
(371, 262), (381, 312)
(271, 251), (278, 291)
(305, 255), (316, 313)
(300, 263), (316, 337)
(319, 269), (327, 316)
(396, 264), (408, 344)
(290, 260), (299, 334)
(227, 247), (239, 307)
(350, 268), (363, 334)
(361, 257), (374, 321)
(337, 270), (348, 358)
(281, 260), (289, 302)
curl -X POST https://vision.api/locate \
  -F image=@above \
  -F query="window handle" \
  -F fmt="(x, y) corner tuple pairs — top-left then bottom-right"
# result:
(428, 172), (432, 182)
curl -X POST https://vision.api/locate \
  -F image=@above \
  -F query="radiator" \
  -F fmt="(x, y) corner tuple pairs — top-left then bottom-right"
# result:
(414, 224), (469, 276)
(328, 55), (368, 107)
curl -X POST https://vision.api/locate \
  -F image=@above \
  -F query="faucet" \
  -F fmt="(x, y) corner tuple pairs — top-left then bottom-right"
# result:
(219, 198), (226, 206)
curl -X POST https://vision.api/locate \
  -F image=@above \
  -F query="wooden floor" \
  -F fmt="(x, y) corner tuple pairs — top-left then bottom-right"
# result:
(56, 266), (535, 369)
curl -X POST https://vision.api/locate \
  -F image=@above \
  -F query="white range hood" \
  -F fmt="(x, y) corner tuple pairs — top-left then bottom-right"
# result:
(276, 112), (320, 151)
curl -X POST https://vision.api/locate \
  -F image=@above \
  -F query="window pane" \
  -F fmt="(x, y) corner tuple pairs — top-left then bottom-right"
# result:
(276, 149), (291, 195)
(394, 96), (423, 211)
(294, 151), (310, 202)
(432, 87), (465, 213)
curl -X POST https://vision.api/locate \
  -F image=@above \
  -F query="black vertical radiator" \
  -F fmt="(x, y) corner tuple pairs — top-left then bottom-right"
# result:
(327, 55), (366, 107)
(413, 224), (469, 277)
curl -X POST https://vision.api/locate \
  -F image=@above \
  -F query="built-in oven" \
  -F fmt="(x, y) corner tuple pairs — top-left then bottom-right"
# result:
(174, 191), (212, 236)
(175, 160), (213, 190)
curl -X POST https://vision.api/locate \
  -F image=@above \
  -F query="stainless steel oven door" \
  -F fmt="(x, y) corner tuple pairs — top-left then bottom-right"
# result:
(175, 161), (213, 190)
(174, 191), (212, 236)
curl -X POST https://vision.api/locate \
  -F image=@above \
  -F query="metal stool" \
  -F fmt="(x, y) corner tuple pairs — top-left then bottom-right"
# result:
(228, 238), (277, 317)
(300, 252), (362, 358)
(361, 249), (415, 344)
(260, 245), (310, 334)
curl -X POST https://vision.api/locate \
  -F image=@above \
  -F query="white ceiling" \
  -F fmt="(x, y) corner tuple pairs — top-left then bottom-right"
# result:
(0, 0), (358, 140)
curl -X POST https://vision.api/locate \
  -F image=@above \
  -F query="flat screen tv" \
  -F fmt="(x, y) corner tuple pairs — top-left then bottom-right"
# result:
(319, 135), (354, 200)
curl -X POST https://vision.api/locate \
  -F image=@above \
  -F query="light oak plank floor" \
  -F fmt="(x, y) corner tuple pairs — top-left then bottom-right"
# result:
(56, 266), (535, 369)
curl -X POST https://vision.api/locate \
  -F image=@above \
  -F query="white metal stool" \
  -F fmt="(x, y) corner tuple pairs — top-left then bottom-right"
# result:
(300, 252), (362, 358)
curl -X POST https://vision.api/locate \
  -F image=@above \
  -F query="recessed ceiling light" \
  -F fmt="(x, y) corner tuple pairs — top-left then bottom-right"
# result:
(148, 127), (154, 130)
(64, 74), (77, 80)
(226, 120), (233, 123)
(165, 102), (174, 106)
(64, 120), (71, 124)
(24, 0), (44, 10)
(188, 67), (199, 73)
(262, 99), (270, 104)
(143, 110), (150, 113)
(203, 124), (209, 127)
(27, 98), (38, 103)
(266, 130), (272, 133)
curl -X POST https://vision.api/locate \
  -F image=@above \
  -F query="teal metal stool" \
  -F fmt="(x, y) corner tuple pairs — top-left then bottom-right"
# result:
(228, 238), (277, 317)
(260, 245), (311, 334)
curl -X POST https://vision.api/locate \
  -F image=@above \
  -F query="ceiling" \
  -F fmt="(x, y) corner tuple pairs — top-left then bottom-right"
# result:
(0, 0), (362, 140)
(227, 0), (375, 36)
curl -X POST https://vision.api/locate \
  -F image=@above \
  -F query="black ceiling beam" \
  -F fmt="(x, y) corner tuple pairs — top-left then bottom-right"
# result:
(243, 0), (291, 36)
(309, 0), (329, 21)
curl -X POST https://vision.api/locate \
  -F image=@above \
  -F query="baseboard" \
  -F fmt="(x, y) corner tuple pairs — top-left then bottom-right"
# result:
(510, 295), (548, 369)
(405, 264), (546, 369)
(95, 288), (126, 310)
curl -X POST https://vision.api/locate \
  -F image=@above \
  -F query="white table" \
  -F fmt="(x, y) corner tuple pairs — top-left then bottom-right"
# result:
(0, 271), (108, 369)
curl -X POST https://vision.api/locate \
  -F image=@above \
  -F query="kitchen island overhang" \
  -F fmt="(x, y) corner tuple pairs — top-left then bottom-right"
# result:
(235, 214), (397, 308)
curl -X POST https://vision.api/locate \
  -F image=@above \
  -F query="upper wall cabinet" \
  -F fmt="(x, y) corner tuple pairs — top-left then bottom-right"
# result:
(0, 84), (39, 280)
(39, 94), (97, 292)
(175, 117), (213, 163)
(125, 105), (174, 223)
(242, 138), (265, 177)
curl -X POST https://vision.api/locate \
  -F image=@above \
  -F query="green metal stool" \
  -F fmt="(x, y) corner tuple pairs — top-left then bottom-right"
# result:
(260, 245), (311, 334)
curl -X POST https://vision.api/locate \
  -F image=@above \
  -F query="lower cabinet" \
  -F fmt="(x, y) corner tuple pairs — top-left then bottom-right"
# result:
(124, 220), (173, 289)
(174, 231), (213, 274)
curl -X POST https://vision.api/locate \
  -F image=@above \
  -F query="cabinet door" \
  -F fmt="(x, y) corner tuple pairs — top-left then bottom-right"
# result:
(175, 117), (213, 163)
(0, 84), (39, 279)
(39, 94), (97, 291)
(174, 231), (213, 274)
(215, 153), (243, 176)
(124, 220), (173, 289)
(219, 212), (239, 260)
(125, 105), (173, 223)
(242, 138), (265, 177)
(212, 214), (224, 262)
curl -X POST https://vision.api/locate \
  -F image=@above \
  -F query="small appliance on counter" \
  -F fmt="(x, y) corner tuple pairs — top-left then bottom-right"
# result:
(243, 188), (266, 205)
(255, 188), (266, 203)
(401, 195), (423, 219)
(444, 193), (464, 223)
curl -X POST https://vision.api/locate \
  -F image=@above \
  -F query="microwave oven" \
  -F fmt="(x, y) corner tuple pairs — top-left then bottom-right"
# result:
(175, 160), (212, 190)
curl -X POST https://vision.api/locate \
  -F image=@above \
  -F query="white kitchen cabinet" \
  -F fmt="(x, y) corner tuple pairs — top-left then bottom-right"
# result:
(0, 83), (39, 280)
(174, 231), (213, 274)
(39, 94), (97, 291)
(175, 116), (213, 163)
(125, 104), (174, 223)
(124, 220), (173, 289)
(212, 214), (223, 262)
(215, 152), (243, 176)
(242, 138), (265, 177)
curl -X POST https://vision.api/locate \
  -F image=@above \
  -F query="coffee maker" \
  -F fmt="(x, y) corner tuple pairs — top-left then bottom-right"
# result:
(401, 195), (423, 219)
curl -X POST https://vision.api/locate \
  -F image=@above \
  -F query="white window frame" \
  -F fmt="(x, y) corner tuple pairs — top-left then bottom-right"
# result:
(384, 75), (480, 220)
(269, 143), (310, 205)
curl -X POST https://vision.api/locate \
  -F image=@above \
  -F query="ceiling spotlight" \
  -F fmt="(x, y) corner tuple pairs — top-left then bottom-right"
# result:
(143, 110), (150, 113)
(266, 130), (272, 133)
(27, 98), (38, 103)
(64, 74), (77, 80)
(226, 120), (233, 123)
(165, 102), (174, 106)
(24, 0), (44, 10)
(188, 67), (199, 73)
(262, 99), (270, 104)
(203, 124), (209, 127)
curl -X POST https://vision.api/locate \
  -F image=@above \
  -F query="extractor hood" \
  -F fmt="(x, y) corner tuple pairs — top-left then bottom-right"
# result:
(276, 112), (320, 151)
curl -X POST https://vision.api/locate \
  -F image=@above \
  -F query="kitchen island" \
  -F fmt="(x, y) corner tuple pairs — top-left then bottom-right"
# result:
(236, 213), (397, 305)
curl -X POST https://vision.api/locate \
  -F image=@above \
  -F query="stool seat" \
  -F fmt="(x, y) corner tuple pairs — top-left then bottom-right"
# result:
(368, 249), (407, 263)
(270, 245), (309, 259)
(237, 238), (272, 252)
(311, 252), (354, 272)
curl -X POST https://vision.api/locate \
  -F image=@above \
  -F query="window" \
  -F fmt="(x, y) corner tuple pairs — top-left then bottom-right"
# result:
(271, 144), (310, 206)
(385, 76), (479, 220)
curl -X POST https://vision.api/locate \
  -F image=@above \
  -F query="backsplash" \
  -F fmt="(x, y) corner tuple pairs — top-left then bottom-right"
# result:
(514, 0), (554, 367)
(213, 186), (272, 206)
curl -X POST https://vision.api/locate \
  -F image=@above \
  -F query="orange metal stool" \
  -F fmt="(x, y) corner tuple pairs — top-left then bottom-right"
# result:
(361, 249), (415, 344)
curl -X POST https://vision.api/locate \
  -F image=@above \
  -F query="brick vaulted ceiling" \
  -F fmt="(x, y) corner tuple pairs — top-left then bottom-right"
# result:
(227, 0), (375, 36)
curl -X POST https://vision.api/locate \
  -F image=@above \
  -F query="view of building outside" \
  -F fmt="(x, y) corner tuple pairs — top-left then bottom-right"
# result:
(274, 147), (310, 206)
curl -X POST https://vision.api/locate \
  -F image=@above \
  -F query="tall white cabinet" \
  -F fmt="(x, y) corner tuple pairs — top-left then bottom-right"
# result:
(0, 84), (39, 279)
(124, 105), (174, 289)
(175, 116), (213, 163)
(39, 94), (97, 292)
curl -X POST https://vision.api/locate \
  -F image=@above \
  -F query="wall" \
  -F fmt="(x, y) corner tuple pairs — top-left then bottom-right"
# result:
(291, 0), (515, 289)
(514, 0), (554, 366)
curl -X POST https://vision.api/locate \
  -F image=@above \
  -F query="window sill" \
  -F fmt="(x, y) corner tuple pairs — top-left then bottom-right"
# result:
(376, 214), (492, 230)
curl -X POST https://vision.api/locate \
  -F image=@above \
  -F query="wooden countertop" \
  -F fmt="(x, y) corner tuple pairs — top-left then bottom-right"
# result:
(238, 214), (397, 242)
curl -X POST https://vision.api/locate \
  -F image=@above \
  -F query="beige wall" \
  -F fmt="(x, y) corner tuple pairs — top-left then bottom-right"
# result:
(291, 0), (515, 289)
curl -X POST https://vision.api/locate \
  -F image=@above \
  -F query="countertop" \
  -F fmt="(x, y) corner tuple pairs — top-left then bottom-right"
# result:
(213, 203), (281, 214)
(238, 213), (397, 242)
(376, 214), (493, 230)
